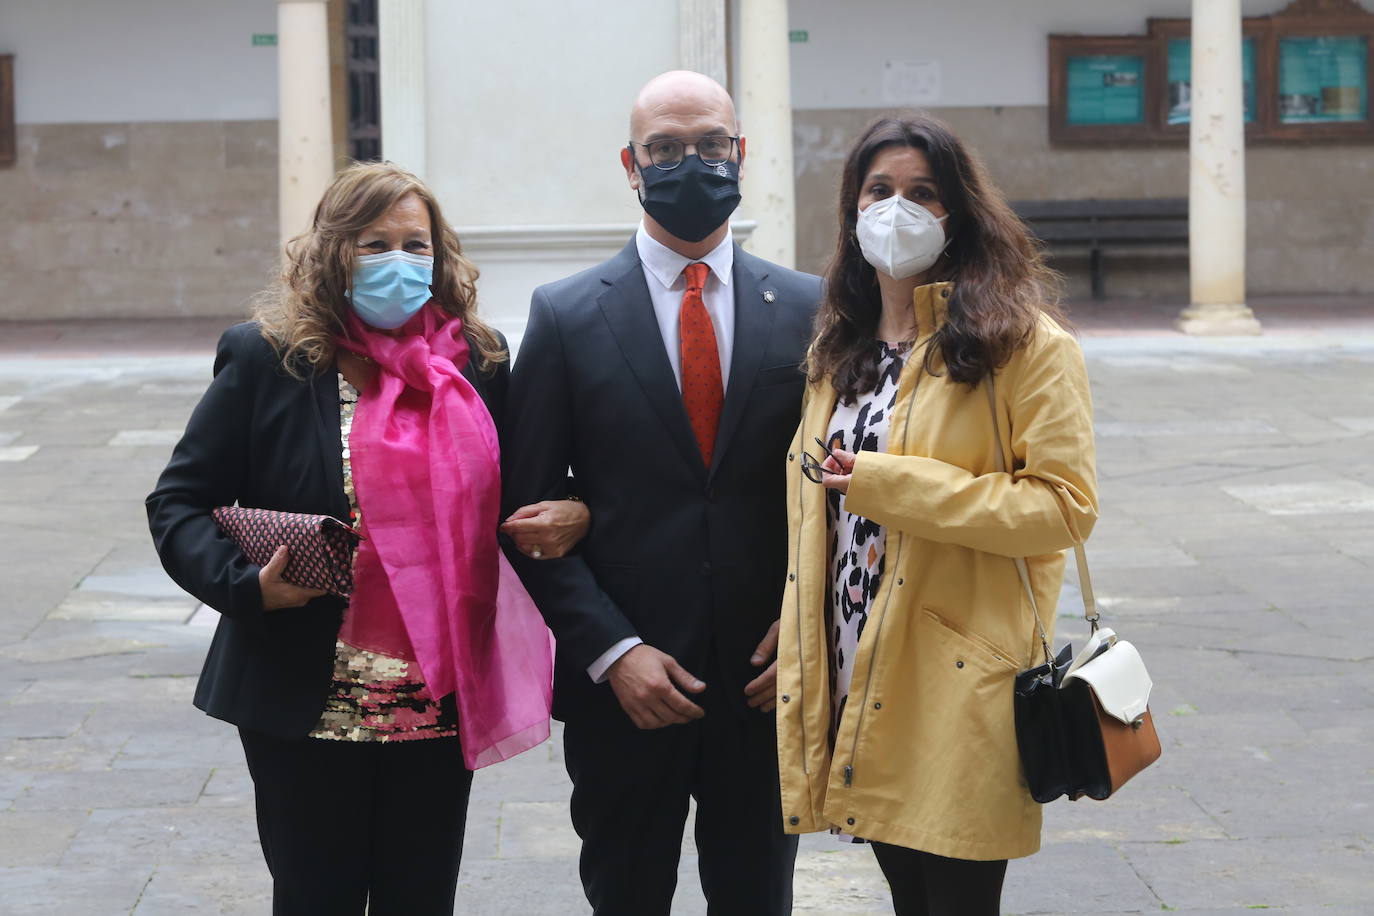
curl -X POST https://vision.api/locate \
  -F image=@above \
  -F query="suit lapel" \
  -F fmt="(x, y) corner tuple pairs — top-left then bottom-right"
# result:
(597, 241), (708, 482)
(709, 249), (776, 478)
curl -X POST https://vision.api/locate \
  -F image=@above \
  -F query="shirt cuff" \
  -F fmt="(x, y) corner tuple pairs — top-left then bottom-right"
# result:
(587, 637), (643, 684)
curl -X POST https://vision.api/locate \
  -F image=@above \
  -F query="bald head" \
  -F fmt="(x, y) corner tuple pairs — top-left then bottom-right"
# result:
(629, 70), (738, 142)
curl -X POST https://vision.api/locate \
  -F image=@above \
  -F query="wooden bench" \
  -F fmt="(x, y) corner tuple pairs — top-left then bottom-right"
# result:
(1011, 198), (1189, 300)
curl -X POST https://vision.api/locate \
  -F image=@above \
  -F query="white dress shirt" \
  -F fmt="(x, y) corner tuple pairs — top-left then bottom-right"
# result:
(586, 223), (736, 684)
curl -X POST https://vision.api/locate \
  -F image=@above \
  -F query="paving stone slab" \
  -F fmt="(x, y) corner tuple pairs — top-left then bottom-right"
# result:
(13, 768), (210, 812)
(1003, 841), (1161, 914)
(191, 766), (252, 810)
(0, 701), (92, 739)
(1122, 835), (1374, 910)
(0, 811), (88, 868)
(62, 806), (261, 868)
(496, 801), (582, 859)
(129, 864), (270, 915)
(1042, 785), (1227, 845)
(0, 734), (126, 773)
(0, 865), (150, 915)
(47, 592), (198, 623)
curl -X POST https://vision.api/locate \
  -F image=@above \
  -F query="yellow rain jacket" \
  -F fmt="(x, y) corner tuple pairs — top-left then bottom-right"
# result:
(775, 281), (1097, 861)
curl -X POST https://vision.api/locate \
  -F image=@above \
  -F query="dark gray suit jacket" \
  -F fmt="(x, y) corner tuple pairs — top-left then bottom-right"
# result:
(502, 238), (822, 721)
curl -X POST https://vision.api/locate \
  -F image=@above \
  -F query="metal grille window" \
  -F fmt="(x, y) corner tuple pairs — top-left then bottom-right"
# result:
(347, 0), (381, 161)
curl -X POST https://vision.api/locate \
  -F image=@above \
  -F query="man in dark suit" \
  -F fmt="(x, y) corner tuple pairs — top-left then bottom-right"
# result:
(500, 71), (821, 914)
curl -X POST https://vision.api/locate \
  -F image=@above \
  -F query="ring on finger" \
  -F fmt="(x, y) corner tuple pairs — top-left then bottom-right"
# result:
(530, 545), (543, 559)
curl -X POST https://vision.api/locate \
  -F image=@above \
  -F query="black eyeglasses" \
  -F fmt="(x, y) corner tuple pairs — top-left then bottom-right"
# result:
(628, 135), (740, 170)
(801, 437), (846, 484)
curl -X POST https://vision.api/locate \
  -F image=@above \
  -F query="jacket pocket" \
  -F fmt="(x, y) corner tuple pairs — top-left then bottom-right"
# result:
(754, 363), (805, 388)
(920, 608), (1019, 673)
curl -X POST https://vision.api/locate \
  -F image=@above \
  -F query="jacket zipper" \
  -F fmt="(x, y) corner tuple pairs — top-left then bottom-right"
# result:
(792, 432), (810, 775)
(842, 367), (922, 790)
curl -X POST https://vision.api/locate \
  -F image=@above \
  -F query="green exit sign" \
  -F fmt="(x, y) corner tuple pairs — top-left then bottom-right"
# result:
(789, 30), (809, 43)
(252, 33), (277, 47)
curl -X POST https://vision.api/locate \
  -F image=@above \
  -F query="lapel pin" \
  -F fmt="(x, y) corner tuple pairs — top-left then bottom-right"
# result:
(762, 290), (776, 303)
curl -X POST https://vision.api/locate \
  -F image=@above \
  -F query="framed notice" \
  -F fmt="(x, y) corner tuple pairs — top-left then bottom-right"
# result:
(1049, 37), (1155, 143)
(1067, 55), (1146, 125)
(1166, 37), (1260, 125)
(1278, 35), (1368, 122)
(0, 56), (14, 167)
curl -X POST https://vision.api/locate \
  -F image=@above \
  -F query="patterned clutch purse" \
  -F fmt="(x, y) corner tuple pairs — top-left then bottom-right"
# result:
(212, 506), (363, 597)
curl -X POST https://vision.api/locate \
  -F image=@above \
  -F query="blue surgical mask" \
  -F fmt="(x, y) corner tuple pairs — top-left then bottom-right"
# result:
(348, 249), (434, 329)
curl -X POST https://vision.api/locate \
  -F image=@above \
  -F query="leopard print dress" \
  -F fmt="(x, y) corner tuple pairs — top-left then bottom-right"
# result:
(825, 341), (909, 748)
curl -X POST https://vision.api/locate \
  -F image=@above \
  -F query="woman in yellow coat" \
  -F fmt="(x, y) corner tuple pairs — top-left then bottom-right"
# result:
(774, 115), (1098, 914)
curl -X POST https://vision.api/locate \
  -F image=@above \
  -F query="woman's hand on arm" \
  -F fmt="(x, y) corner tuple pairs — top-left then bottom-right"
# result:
(500, 498), (590, 560)
(257, 545), (328, 611)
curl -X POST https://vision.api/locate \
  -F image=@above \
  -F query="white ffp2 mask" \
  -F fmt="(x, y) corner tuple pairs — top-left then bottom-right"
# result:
(855, 194), (948, 280)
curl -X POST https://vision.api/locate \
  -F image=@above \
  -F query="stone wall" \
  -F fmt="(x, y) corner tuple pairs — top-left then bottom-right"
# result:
(792, 106), (1374, 299)
(1, 120), (277, 320)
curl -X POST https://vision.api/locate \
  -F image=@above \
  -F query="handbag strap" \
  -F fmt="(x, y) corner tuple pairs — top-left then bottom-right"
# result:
(984, 377), (1099, 671)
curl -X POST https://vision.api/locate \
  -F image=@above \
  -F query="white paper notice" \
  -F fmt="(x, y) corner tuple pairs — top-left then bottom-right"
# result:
(882, 60), (942, 106)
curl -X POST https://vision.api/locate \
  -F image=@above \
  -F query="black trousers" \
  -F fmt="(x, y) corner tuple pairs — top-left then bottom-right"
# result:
(562, 668), (798, 916)
(870, 842), (1008, 916)
(238, 728), (474, 916)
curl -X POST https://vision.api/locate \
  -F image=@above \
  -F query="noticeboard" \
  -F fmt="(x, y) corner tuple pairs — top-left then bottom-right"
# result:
(1167, 37), (1259, 125)
(1067, 54), (1146, 126)
(1049, 2), (1374, 144)
(1278, 35), (1368, 122)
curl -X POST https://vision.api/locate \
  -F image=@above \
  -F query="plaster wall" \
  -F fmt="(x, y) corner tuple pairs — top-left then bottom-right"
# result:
(0, 0), (279, 124)
(787, 0), (1287, 110)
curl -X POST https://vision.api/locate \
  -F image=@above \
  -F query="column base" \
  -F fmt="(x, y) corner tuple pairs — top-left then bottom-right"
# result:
(1175, 303), (1263, 336)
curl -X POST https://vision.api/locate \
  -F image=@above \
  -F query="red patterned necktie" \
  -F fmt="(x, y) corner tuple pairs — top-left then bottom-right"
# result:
(679, 261), (723, 467)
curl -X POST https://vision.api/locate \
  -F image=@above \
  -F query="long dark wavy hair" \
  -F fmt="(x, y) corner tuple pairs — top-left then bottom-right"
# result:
(806, 115), (1066, 403)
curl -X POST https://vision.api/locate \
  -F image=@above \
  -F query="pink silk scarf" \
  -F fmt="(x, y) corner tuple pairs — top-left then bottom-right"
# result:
(336, 302), (552, 769)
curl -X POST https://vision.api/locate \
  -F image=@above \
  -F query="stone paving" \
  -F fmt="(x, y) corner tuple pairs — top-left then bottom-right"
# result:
(1, 312), (1373, 914)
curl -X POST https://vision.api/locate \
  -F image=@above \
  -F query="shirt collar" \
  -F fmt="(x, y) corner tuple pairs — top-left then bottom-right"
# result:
(635, 222), (735, 291)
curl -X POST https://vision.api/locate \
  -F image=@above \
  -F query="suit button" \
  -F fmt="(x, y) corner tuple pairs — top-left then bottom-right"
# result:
(781, 694), (790, 703)
(788, 572), (796, 581)
(956, 660), (965, 669)
(700, 562), (711, 576)
(847, 817), (856, 826)
(896, 578), (904, 586)
(789, 815), (800, 826)
(873, 702), (882, 710)
(787, 452), (795, 461)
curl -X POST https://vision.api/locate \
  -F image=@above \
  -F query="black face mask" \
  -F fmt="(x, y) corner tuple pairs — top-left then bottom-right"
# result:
(636, 155), (742, 243)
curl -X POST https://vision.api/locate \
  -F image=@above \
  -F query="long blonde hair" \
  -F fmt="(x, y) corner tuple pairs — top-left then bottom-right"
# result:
(253, 161), (506, 377)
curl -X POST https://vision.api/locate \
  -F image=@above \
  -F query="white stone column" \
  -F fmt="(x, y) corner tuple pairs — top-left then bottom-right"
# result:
(679, 0), (728, 86)
(277, 0), (335, 246)
(737, 0), (796, 268)
(1177, 0), (1261, 335)
(379, 0), (427, 179)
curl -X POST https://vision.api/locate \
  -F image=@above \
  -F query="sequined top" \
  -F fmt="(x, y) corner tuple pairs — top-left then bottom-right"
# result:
(307, 374), (458, 742)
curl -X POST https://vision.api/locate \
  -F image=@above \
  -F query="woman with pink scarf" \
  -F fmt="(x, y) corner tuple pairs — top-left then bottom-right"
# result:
(147, 162), (579, 914)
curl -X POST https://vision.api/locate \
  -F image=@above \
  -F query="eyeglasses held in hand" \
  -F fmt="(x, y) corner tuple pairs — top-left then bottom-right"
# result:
(801, 436), (846, 485)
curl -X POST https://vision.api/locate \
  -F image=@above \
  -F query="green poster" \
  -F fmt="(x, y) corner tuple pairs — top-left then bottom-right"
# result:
(1166, 37), (1257, 126)
(1279, 36), (1368, 123)
(1066, 54), (1145, 126)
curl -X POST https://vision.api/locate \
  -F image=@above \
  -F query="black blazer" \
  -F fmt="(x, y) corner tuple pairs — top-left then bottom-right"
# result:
(502, 239), (821, 721)
(146, 322), (508, 738)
